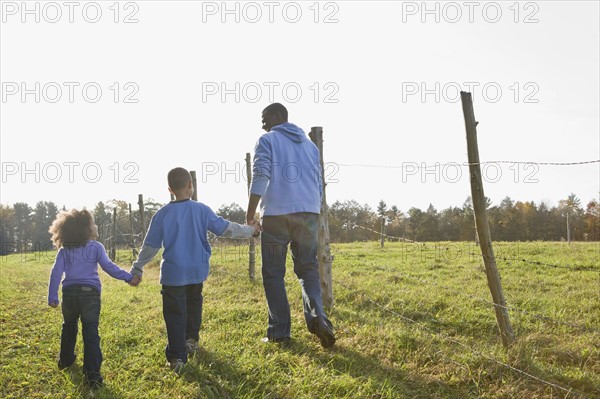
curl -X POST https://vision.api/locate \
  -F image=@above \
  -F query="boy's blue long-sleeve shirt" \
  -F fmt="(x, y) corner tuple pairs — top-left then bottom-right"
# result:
(132, 199), (238, 286)
(250, 122), (322, 216)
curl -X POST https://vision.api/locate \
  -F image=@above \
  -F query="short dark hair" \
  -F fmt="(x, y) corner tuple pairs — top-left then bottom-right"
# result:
(168, 167), (191, 191)
(263, 103), (288, 121)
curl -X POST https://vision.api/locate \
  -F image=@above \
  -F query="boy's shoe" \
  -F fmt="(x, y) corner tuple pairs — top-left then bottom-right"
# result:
(167, 359), (186, 375)
(185, 338), (199, 356)
(311, 316), (336, 349)
(57, 354), (76, 370)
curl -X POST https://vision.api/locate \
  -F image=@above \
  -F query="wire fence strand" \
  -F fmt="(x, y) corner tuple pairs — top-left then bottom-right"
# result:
(334, 279), (592, 399)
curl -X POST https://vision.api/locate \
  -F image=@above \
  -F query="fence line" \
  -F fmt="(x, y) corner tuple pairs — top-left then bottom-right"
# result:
(339, 220), (599, 273)
(352, 224), (420, 243)
(336, 159), (600, 169)
(343, 259), (597, 333)
(496, 256), (599, 273)
(334, 279), (591, 399)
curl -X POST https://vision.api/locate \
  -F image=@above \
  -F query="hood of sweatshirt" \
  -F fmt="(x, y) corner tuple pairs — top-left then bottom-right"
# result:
(272, 122), (306, 143)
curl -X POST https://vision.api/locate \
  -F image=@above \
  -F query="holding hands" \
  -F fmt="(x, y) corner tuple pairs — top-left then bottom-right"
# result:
(248, 219), (262, 237)
(128, 274), (142, 287)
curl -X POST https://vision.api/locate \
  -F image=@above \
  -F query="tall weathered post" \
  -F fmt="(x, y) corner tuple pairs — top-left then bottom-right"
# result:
(111, 207), (117, 260)
(246, 153), (256, 280)
(380, 217), (385, 248)
(138, 194), (146, 237)
(309, 126), (334, 308)
(461, 91), (514, 347)
(128, 203), (137, 258)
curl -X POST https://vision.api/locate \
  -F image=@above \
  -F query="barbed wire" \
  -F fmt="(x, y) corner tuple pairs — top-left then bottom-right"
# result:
(207, 259), (591, 396)
(335, 159), (600, 169)
(496, 256), (599, 273)
(334, 279), (592, 399)
(351, 224), (420, 243)
(342, 220), (599, 273)
(341, 261), (597, 333)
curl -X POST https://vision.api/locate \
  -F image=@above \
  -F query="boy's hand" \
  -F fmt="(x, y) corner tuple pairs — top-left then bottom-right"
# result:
(128, 275), (142, 287)
(49, 301), (59, 308)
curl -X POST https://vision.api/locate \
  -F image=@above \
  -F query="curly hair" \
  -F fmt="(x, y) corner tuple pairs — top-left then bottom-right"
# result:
(49, 208), (96, 248)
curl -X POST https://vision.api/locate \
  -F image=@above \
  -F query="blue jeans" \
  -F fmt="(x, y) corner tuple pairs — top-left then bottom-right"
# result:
(261, 213), (331, 339)
(60, 285), (103, 385)
(161, 283), (203, 362)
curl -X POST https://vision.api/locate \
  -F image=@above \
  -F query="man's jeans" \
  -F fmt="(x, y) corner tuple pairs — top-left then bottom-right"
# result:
(261, 212), (331, 339)
(161, 283), (203, 362)
(60, 285), (103, 385)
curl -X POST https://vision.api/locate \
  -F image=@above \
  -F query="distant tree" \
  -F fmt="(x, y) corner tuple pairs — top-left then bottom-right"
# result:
(407, 207), (425, 241)
(329, 200), (377, 242)
(559, 193), (583, 243)
(13, 202), (32, 252)
(438, 207), (461, 241)
(377, 200), (387, 246)
(93, 202), (111, 245)
(583, 200), (600, 241)
(217, 203), (245, 224)
(377, 200), (387, 218)
(0, 204), (16, 255)
(31, 201), (58, 251)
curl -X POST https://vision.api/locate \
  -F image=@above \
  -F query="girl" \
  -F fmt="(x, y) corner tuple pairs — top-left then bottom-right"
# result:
(47, 208), (134, 390)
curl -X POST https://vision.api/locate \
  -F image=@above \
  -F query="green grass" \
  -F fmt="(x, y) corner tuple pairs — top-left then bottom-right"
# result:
(1, 241), (598, 398)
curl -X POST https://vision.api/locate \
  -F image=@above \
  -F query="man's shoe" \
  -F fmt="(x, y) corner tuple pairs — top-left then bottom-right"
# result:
(88, 379), (104, 391)
(167, 359), (185, 375)
(185, 338), (199, 356)
(313, 316), (336, 348)
(57, 354), (76, 370)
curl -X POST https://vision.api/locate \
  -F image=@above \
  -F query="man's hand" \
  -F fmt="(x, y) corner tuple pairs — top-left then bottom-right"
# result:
(249, 220), (262, 237)
(128, 275), (142, 287)
(49, 301), (59, 308)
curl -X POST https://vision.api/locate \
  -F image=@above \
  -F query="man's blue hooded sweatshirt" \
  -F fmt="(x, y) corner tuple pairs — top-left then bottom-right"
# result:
(250, 122), (322, 216)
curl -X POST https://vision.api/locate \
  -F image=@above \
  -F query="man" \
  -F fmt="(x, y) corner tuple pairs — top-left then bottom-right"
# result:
(246, 103), (335, 348)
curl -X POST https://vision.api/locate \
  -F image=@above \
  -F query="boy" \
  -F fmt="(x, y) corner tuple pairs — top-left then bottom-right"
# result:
(130, 167), (259, 373)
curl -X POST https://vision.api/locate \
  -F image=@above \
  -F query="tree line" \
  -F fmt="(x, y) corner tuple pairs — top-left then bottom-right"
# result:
(329, 194), (599, 243)
(1, 194), (598, 255)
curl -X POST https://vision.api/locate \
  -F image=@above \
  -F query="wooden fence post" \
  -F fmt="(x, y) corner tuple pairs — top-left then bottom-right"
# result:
(309, 126), (334, 309)
(190, 171), (198, 201)
(138, 194), (146, 237)
(246, 153), (256, 280)
(111, 207), (117, 260)
(461, 91), (515, 347)
(380, 217), (385, 248)
(128, 203), (137, 258)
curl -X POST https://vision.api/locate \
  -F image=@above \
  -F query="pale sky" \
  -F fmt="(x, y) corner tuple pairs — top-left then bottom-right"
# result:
(1, 0), (599, 214)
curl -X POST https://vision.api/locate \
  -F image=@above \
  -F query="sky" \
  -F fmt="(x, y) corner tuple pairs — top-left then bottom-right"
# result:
(1, 0), (599, 214)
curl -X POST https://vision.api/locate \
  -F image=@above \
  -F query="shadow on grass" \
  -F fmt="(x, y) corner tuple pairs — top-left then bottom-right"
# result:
(180, 334), (473, 399)
(283, 336), (471, 399)
(184, 347), (287, 399)
(62, 364), (125, 399)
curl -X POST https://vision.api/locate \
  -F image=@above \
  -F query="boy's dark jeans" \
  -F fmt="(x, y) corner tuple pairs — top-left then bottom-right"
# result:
(161, 283), (203, 362)
(60, 285), (103, 385)
(261, 212), (331, 340)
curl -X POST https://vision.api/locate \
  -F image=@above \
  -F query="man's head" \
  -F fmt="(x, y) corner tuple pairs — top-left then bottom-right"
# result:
(167, 167), (193, 199)
(262, 103), (288, 132)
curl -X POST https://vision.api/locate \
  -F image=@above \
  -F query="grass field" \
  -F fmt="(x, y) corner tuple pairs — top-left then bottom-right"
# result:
(1, 241), (598, 398)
